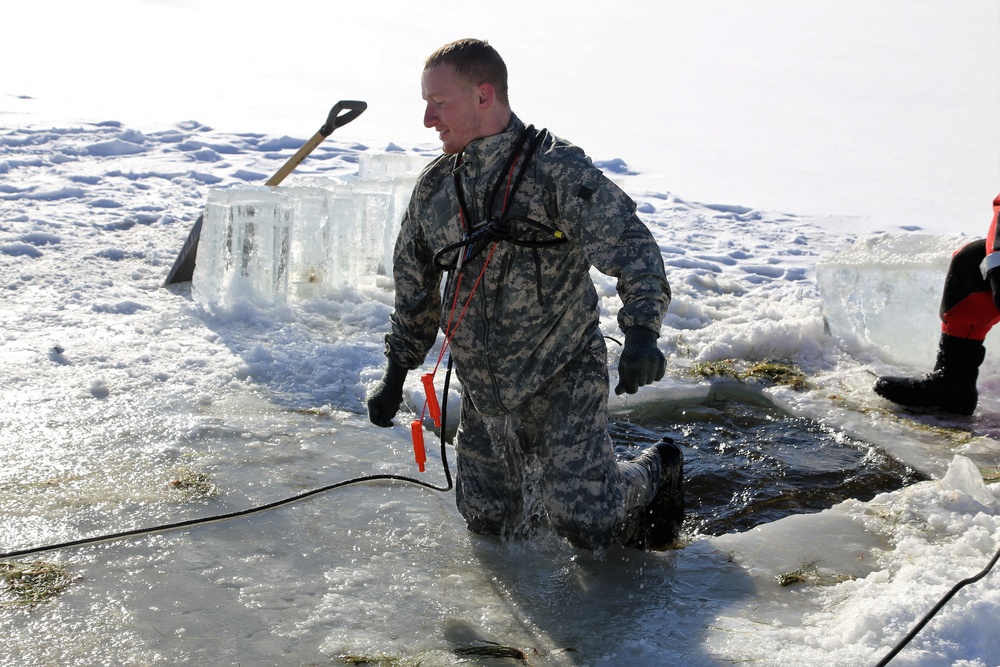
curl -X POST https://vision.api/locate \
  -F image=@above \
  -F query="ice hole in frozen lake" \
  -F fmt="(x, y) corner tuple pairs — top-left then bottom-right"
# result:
(186, 151), (934, 541)
(608, 388), (926, 537)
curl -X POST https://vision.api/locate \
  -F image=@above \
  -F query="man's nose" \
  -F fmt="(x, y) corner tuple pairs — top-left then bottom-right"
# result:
(423, 105), (437, 128)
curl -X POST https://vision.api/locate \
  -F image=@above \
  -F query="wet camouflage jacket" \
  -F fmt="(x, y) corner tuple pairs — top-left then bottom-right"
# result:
(385, 115), (670, 416)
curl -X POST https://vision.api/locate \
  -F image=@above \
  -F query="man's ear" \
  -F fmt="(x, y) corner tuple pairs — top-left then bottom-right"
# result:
(477, 82), (496, 109)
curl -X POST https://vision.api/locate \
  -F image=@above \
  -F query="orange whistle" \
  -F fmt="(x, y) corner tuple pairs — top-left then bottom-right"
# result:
(421, 373), (441, 428)
(410, 419), (426, 472)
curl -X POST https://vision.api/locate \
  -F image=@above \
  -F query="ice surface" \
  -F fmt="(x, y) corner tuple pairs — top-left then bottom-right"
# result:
(193, 150), (430, 306)
(6, 119), (1000, 666)
(816, 234), (985, 368)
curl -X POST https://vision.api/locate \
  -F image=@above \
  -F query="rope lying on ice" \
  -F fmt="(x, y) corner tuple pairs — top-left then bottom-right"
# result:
(0, 469), (453, 561)
(875, 541), (1000, 666)
(0, 371), (456, 561)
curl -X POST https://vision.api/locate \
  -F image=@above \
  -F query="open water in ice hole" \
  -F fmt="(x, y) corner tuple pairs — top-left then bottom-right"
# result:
(608, 395), (927, 537)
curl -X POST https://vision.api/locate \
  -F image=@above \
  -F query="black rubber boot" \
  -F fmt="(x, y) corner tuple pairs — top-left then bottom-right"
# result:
(623, 438), (684, 551)
(873, 334), (986, 415)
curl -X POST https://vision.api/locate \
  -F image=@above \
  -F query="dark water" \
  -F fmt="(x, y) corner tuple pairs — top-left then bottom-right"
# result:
(610, 393), (927, 537)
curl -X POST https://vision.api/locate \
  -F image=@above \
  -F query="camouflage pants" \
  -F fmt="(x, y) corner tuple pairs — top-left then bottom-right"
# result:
(454, 332), (659, 549)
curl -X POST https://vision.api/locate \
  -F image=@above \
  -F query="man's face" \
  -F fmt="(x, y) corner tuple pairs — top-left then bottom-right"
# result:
(421, 64), (483, 154)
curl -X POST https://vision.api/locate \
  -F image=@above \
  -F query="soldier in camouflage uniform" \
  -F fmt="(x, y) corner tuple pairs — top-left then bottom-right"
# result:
(367, 38), (682, 550)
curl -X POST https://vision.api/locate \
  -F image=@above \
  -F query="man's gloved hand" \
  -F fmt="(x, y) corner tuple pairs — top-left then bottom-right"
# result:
(989, 267), (1000, 311)
(614, 326), (666, 395)
(366, 360), (409, 427)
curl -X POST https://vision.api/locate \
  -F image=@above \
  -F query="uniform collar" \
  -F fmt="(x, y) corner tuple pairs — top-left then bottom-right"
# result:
(458, 114), (526, 180)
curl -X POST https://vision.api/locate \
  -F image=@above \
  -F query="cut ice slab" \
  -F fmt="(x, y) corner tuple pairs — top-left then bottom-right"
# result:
(816, 233), (999, 369)
(192, 151), (431, 309)
(192, 186), (295, 307)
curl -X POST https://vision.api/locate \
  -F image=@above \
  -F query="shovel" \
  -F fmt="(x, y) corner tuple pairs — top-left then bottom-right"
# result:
(163, 100), (367, 286)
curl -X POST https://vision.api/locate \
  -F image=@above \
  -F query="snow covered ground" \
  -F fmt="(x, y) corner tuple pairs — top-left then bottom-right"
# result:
(2, 1), (1000, 666)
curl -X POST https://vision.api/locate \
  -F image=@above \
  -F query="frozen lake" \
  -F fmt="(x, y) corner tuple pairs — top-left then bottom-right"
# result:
(3, 118), (1000, 665)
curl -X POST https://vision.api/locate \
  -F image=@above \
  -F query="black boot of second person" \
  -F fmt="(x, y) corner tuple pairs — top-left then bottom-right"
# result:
(873, 334), (986, 415)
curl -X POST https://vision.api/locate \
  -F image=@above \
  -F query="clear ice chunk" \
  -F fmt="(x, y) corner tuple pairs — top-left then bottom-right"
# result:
(192, 151), (430, 307)
(358, 149), (433, 179)
(193, 187), (293, 306)
(816, 234), (966, 368)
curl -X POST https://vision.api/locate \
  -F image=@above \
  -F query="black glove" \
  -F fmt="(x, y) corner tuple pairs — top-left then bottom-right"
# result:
(366, 360), (408, 427)
(614, 327), (666, 395)
(989, 268), (1000, 311)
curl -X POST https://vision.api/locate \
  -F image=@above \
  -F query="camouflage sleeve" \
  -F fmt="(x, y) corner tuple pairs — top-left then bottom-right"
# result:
(541, 142), (671, 333)
(384, 204), (443, 370)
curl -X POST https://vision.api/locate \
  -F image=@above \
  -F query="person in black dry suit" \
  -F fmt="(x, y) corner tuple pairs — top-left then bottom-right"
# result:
(367, 38), (683, 550)
(874, 193), (1000, 414)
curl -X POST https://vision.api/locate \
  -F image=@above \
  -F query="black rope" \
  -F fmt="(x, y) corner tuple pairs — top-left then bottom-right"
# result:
(875, 540), (1000, 665)
(0, 395), (455, 561)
